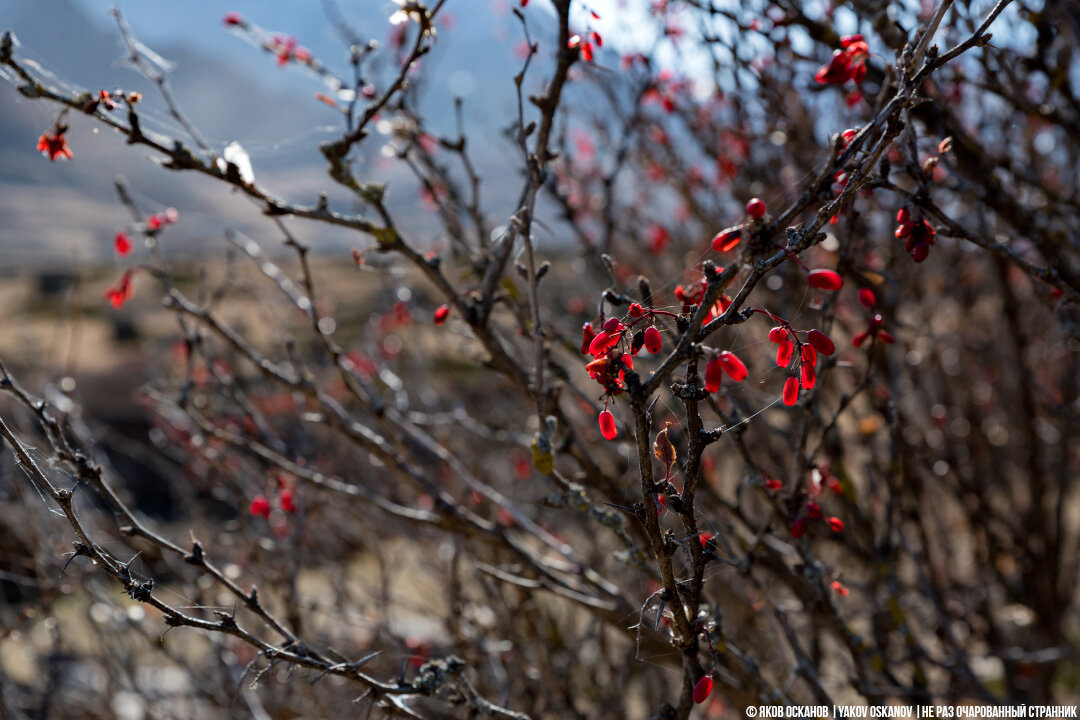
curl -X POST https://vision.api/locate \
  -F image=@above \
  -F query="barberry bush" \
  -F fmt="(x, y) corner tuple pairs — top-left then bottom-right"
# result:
(1, 1), (1079, 717)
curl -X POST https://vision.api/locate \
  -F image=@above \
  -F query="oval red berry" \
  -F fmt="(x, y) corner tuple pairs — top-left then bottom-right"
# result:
(692, 675), (714, 704)
(717, 351), (748, 382)
(745, 197), (766, 219)
(711, 229), (741, 252)
(806, 269), (843, 291)
(598, 410), (617, 440)
(782, 376), (800, 406)
(588, 331), (610, 356)
(643, 326), (662, 354)
(807, 329), (835, 356)
(858, 288), (876, 309)
(704, 357), (724, 393)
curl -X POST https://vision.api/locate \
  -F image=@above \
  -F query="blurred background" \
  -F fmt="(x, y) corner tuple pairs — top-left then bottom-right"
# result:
(1, 1), (1079, 718)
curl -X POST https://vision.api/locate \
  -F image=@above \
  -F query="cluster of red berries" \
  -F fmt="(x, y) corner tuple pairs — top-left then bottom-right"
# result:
(104, 208), (178, 308)
(710, 198), (766, 253)
(790, 500), (844, 538)
(146, 208), (179, 232)
(703, 350), (748, 392)
(815, 34), (869, 86)
(249, 489), (296, 518)
(673, 278), (705, 311)
(224, 13), (313, 68)
(270, 34), (312, 67)
(673, 276), (732, 320)
(790, 465), (845, 537)
(768, 324), (836, 406)
(852, 288), (895, 347)
(895, 207), (936, 262)
(584, 303), (674, 440)
(568, 31), (603, 63)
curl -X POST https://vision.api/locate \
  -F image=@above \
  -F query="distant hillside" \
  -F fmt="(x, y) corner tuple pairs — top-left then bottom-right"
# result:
(0, 0), (551, 267)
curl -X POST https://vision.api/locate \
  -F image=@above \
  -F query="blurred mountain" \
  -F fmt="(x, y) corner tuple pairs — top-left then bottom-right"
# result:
(0, 0), (545, 267)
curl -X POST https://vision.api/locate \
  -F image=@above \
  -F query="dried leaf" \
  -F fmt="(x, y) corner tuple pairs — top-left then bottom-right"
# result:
(653, 423), (675, 468)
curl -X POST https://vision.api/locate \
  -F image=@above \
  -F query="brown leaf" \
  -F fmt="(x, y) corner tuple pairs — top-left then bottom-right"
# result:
(653, 423), (676, 468)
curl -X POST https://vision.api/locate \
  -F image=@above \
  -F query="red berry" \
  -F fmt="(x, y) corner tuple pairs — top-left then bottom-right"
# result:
(852, 331), (869, 348)
(598, 410), (617, 440)
(807, 269), (843, 291)
(768, 326), (787, 343)
(745, 197), (766, 219)
(807, 329), (835, 356)
(279, 489), (296, 513)
(831, 580), (850, 596)
(782, 376), (800, 406)
(588, 331), (610, 356)
(406, 637), (431, 668)
(711, 228), (741, 252)
(800, 361), (816, 390)
(114, 232), (132, 257)
(858, 288), (876, 309)
(776, 338), (795, 367)
(580, 323), (597, 354)
(698, 531), (713, 548)
(692, 675), (714, 704)
(628, 302), (645, 318)
(801, 344), (817, 368)
(790, 515), (809, 538)
(920, 219), (937, 244)
(249, 495), (271, 518)
(717, 351), (748, 382)
(434, 304), (450, 325)
(828, 517), (844, 533)
(223, 12), (245, 26)
(643, 325), (662, 354)
(807, 501), (822, 519)
(704, 357), (724, 393)
(896, 207), (911, 225)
